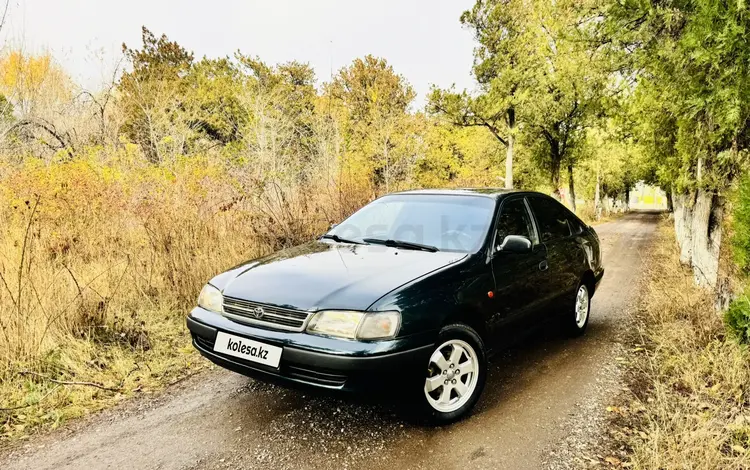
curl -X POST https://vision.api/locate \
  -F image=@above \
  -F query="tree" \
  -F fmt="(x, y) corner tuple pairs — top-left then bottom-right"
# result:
(428, 88), (516, 188)
(578, 118), (650, 216)
(237, 56), (318, 171)
(0, 51), (71, 116)
(605, 0), (750, 286)
(184, 57), (247, 146)
(519, 0), (608, 209)
(0, 51), (77, 158)
(325, 56), (417, 193)
(428, 0), (545, 189)
(608, 0), (750, 191)
(434, 0), (607, 205)
(119, 27), (194, 162)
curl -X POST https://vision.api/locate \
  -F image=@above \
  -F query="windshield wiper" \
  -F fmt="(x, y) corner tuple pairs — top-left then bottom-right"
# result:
(362, 238), (439, 252)
(321, 234), (367, 245)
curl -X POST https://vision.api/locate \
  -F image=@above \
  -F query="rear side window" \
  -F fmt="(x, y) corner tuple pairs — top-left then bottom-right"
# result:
(528, 197), (571, 242)
(568, 216), (586, 235)
(495, 198), (537, 246)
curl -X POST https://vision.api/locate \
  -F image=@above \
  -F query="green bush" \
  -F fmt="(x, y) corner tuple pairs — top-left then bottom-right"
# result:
(728, 173), (750, 343)
(725, 296), (750, 344)
(731, 172), (750, 273)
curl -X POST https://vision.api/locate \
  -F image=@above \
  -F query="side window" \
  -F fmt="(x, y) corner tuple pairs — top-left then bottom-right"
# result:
(528, 197), (572, 242)
(495, 198), (536, 248)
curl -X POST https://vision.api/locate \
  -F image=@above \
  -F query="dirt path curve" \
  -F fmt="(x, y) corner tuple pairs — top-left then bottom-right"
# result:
(1, 211), (660, 470)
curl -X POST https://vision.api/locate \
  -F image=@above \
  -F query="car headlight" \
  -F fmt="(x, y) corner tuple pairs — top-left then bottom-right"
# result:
(357, 311), (401, 340)
(306, 310), (401, 340)
(197, 284), (224, 313)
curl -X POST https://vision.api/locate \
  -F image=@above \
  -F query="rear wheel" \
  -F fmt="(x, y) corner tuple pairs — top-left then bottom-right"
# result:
(565, 283), (590, 336)
(418, 324), (487, 424)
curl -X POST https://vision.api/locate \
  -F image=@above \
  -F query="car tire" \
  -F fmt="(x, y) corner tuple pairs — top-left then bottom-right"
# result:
(415, 323), (487, 425)
(565, 282), (591, 337)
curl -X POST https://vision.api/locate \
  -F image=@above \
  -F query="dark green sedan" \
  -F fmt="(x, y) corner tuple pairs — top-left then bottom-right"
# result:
(187, 189), (604, 423)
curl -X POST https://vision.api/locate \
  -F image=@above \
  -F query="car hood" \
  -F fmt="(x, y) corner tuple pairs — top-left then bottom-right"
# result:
(211, 241), (468, 311)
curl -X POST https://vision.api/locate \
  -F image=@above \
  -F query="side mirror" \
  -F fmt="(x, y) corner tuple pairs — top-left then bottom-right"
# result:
(497, 235), (532, 254)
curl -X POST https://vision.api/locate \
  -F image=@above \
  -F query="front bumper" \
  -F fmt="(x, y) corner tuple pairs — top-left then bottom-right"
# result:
(187, 307), (435, 392)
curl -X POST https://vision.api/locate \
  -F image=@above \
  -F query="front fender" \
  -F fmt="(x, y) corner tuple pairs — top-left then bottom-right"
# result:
(369, 256), (493, 337)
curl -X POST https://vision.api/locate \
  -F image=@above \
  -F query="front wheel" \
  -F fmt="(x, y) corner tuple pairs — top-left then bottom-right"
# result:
(417, 323), (487, 424)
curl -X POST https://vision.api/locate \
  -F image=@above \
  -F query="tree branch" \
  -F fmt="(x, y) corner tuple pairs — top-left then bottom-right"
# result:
(19, 370), (122, 392)
(432, 103), (509, 147)
(0, 0), (9, 34)
(9, 119), (76, 159)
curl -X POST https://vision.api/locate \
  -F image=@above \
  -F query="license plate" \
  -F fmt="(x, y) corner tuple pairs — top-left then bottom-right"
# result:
(213, 332), (282, 368)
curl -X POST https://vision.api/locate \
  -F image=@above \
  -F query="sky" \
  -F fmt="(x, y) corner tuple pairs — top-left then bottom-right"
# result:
(4, 0), (478, 106)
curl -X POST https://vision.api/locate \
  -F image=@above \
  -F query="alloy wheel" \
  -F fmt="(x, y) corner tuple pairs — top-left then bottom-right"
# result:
(424, 339), (480, 413)
(575, 285), (589, 328)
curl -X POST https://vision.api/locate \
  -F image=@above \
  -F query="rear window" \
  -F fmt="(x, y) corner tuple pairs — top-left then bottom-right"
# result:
(568, 215), (586, 235)
(528, 197), (572, 242)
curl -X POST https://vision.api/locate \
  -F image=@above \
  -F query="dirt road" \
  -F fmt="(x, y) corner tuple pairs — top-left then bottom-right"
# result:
(2, 211), (659, 470)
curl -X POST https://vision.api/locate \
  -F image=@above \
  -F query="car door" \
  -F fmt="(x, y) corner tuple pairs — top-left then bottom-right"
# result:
(488, 197), (550, 340)
(527, 196), (578, 315)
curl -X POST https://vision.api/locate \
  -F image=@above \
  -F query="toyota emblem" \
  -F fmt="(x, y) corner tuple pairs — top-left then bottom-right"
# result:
(251, 306), (265, 319)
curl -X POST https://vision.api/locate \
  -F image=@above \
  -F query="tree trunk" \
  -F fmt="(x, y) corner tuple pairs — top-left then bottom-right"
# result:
(673, 189), (723, 287)
(624, 186), (630, 211)
(505, 134), (514, 189)
(567, 163), (576, 212)
(673, 190), (695, 265)
(549, 139), (563, 200)
(665, 190), (673, 212)
(505, 108), (515, 189)
(594, 168), (601, 220)
(550, 163), (562, 200)
(691, 191), (723, 287)
(383, 137), (390, 193)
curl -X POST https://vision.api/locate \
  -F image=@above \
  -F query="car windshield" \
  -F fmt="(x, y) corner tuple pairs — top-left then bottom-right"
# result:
(327, 194), (496, 253)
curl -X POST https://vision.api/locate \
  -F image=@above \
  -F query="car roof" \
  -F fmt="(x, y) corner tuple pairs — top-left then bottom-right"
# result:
(389, 188), (547, 200)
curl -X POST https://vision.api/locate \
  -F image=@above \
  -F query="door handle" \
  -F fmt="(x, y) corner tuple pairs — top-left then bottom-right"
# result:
(538, 260), (549, 272)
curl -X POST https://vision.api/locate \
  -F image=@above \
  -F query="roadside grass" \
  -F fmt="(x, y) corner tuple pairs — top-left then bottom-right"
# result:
(612, 221), (750, 469)
(0, 308), (200, 440)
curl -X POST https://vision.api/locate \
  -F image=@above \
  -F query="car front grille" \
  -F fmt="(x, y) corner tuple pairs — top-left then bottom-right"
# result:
(222, 296), (312, 332)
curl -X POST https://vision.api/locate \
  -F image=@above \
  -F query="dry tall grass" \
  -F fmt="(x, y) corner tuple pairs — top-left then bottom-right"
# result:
(0, 147), (357, 440)
(623, 222), (750, 469)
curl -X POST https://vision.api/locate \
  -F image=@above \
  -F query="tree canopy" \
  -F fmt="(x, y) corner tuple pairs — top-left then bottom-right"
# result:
(4, 0), (750, 218)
